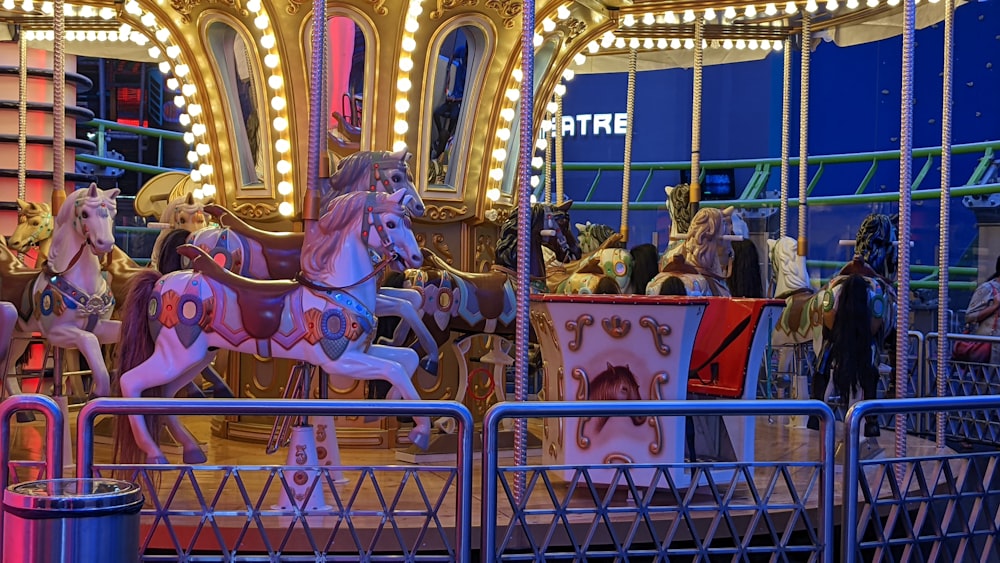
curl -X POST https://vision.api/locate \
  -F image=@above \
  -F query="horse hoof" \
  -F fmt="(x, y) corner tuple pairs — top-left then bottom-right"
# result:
(409, 428), (431, 451)
(148, 455), (168, 464)
(183, 449), (208, 465)
(15, 411), (35, 424)
(420, 358), (439, 376)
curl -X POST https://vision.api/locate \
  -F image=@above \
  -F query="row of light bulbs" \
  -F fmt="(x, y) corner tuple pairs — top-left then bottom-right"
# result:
(1, 0), (116, 17)
(119, 1), (218, 202)
(594, 32), (785, 52)
(485, 3), (577, 202)
(616, 0), (929, 26)
(392, 0), (424, 153)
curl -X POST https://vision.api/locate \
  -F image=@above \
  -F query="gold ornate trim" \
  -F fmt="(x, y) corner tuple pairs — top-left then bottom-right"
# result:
(366, 0), (388, 15)
(565, 314), (593, 351)
(639, 316), (672, 356)
(425, 204), (468, 221)
(430, 0), (522, 28)
(603, 453), (634, 464)
(648, 371), (669, 455)
(232, 202), (277, 219)
(431, 234), (454, 264)
(571, 367), (590, 449)
(601, 316), (630, 338)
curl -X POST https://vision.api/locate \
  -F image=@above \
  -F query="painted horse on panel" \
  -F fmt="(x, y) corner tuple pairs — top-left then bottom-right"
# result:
(113, 190), (429, 464)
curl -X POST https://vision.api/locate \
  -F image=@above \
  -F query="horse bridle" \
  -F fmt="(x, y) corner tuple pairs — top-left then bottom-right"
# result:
(48, 200), (113, 276)
(367, 154), (412, 197)
(539, 207), (573, 261)
(17, 212), (53, 248)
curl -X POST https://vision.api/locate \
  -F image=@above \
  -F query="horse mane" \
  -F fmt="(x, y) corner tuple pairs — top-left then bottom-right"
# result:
(495, 204), (542, 271)
(855, 213), (896, 280)
(578, 223), (617, 253)
(681, 208), (725, 277)
(323, 150), (411, 211)
(589, 363), (641, 431)
(729, 239), (763, 298)
(770, 237), (811, 293)
(629, 243), (659, 295)
(303, 191), (399, 279)
(667, 184), (693, 234)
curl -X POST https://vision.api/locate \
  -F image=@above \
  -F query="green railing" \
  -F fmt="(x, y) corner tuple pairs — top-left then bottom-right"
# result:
(553, 140), (1000, 211)
(83, 118), (186, 169)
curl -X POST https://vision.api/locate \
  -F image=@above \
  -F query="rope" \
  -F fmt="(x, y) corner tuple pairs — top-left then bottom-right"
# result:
(896, 0), (916, 473)
(52, 0), (66, 215)
(689, 17), (704, 211)
(555, 92), (564, 204)
(304, 0), (327, 232)
(936, 0), (955, 450)
(621, 48), (637, 242)
(513, 1), (536, 505)
(543, 97), (552, 204)
(779, 39), (791, 239)
(798, 15), (811, 257)
(17, 30), (27, 201)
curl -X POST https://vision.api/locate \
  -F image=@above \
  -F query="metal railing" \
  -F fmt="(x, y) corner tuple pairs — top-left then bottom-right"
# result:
(481, 400), (837, 562)
(83, 118), (186, 170)
(843, 396), (1000, 563)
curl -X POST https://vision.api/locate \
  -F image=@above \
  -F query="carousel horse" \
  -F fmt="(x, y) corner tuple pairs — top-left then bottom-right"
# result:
(646, 207), (736, 297)
(6, 184), (122, 398)
(113, 190), (429, 464)
(149, 192), (209, 272)
(576, 222), (618, 254)
(174, 150), (440, 374)
(767, 236), (819, 391)
(7, 199), (54, 267)
(495, 200), (580, 293)
(554, 247), (632, 295)
(661, 183), (695, 268)
(809, 213), (898, 444)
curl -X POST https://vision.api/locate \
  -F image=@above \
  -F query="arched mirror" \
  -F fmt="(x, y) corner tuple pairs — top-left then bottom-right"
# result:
(326, 14), (373, 159)
(206, 20), (266, 186)
(424, 22), (492, 196)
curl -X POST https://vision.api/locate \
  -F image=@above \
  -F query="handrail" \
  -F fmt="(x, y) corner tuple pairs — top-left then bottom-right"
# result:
(76, 154), (180, 176)
(82, 118), (186, 142)
(80, 118), (190, 173)
(806, 260), (977, 278)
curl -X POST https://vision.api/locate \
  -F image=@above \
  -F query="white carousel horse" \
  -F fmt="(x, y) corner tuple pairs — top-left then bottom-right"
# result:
(148, 192), (209, 271)
(647, 206), (736, 297)
(8, 184), (122, 398)
(7, 199), (54, 267)
(113, 190), (429, 464)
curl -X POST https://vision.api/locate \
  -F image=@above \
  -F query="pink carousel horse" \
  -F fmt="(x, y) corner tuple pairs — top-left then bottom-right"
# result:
(113, 190), (428, 464)
(171, 150), (440, 374)
(7, 184), (122, 398)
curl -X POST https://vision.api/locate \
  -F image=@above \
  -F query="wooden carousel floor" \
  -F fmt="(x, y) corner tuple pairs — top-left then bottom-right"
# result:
(5, 409), (956, 556)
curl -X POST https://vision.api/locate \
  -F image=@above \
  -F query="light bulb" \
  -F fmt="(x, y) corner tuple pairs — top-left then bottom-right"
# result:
(500, 108), (515, 121)
(785, 1), (797, 13)
(664, 10), (677, 23)
(749, 39), (759, 50)
(723, 6), (737, 19)
(622, 14), (635, 27)
(187, 151), (198, 163)
(202, 184), (216, 196)
(542, 18), (555, 32)
(761, 39), (772, 50)
(181, 83), (196, 96)
(148, 46), (161, 58)
(183, 132), (195, 144)
(393, 120), (409, 134)
(563, 69), (575, 80)
(399, 57), (413, 71)
(533, 34), (543, 47)
(260, 34), (275, 49)
(531, 176), (540, 188)
(557, 5), (570, 19)
(846, 0), (858, 8)
(745, 5), (758, 17)
(642, 12), (654, 25)
(392, 140), (407, 152)
(657, 38), (667, 49)
(772, 40), (783, 51)
(405, 18), (419, 33)
(158, 61), (171, 73)
(397, 78), (412, 92)
(554, 84), (567, 97)
(193, 189), (204, 200)
(486, 187), (501, 201)
(512, 68), (523, 82)
(192, 123), (207, 136)
(174, 64), (189, 77)
(629, 38), (640, 49)
(683, 9), (695, 22)
(246, 0), (260, 11)
(271, 96), (286, 110)
(402, 37), (416, 52)
(531, 156), (544, 168)
(615, 37), (625, 49)
(187, 104), (202, 117)
(196, 143), (210, 156)
(671, 38), (681, 49)
(497, 128), (511, 141)
(723, 39), (733, 50)
(826, 0), (839, 8)
(546, 101), (558, 113)
(264, 54), (279, 68)
(276, 160), (292, 174)
(541, 120), (553, 132)
(174, 95), (186, 108)
(866, 0), (878, 6)
(806, 0), (819, 11)
(97, 31), (108, 42)
(506, 89), (519, 101)
(764, 3), (778, 15)
(140, 13), (155, 27)
(574, 53), (586, 65)
(535, 138), (548, 150)
(493, 148), (508, 162)
(588, 41), (599, 53)
(268, 75), (282, 89)
(167, 45), (181, 59)
(190, 170), (202, 182)
(278, 202), (293, 216)
(684, 38), (694, 49)
(254, 14), (269, 29)
(179, 113), (191, 126)
(277, 181), (293, 195)
(704, 7), (716, 20)
(736, 39), (746, 50)
(273, 117), (288, 131)
(395, 99), (410, 112)
(489, 168), (503, 180)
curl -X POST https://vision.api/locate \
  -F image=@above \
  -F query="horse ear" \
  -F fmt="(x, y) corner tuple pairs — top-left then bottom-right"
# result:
(606, 362), (614, 372)
(106, 188), (121, 200)
(388, 189), (407, 206)
(665, 186), (674, 197)
(766, 239), (776, 250)
(16, 199), (28, 211)
(556, 199), (573, 211)
(186, 192), (195, 205)
(575, 223), (587, 231)
(88, 183), (99, 198)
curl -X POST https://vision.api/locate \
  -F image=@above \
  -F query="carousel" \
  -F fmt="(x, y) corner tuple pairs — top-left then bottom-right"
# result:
(0, 0), (995, 559)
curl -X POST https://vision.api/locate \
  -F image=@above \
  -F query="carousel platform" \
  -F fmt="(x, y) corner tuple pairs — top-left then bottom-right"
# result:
(4, 409), (957, 559)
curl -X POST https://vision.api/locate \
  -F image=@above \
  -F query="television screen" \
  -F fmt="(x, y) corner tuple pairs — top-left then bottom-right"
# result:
(679, 169), (736, 200)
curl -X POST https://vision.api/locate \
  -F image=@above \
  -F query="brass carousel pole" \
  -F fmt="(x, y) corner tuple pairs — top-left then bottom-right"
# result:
(936, 0), (956, 449)
(303, 0), (327, 236)
(17, 30), (27, 202)
(513, 0), (536, 503)
(620, 48), (636, 243)
(798, 14), (811, 257)
(896, 0), (917, 470)
(779, 38), (791, 239)
(554, 93), (564, 204)
(688, 17), (704, 214)
(51, 0), (66, 215)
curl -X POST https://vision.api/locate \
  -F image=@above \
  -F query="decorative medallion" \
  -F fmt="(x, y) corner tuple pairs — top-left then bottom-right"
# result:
(159, 290), (181, 329)
(171, 0), (236, 23)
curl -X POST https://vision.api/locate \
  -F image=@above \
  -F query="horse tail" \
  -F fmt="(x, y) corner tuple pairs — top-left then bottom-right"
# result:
(659, 276), (688, 296)
(828, 274), (877, 401)
(112, 269), (162, 468)
(729, 240), (764, 298)
(154, 229), (192, 273)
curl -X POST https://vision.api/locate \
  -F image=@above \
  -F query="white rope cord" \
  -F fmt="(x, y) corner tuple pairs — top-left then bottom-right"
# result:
(936, 0), (955, 449)
(779, 39), (792, 239)
(690, 18), (705, 209)
(798, 15), (811, 257)
(621, 48), (637, 242)
(896, 0), (916, 470)
(52, 0), (66, 214)
(17, 31), (27, 201)
(543, 100), (552, 204)
(555, 91), (564, 204)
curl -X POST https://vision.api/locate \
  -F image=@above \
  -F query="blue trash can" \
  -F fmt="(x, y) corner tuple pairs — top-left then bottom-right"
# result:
(3, 479), (143, 562)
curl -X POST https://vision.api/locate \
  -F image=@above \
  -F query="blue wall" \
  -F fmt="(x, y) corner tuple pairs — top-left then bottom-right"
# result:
(557, 0), (998, 270)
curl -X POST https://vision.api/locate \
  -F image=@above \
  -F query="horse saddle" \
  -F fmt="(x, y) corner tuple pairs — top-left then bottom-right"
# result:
(422, 248), (508, 320)
(178, 245), (299, 340)
(203, 204), (304, 279)
(661, 255), (701, 276)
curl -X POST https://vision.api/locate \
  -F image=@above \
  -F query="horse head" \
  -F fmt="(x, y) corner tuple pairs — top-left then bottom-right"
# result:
(855, 213), (898, 282)
(8, 199), (53, 252)
(590, 363), (646, 429)
(767, 236), (811, 298)
(684, 207), (730, 279)
(162, 192), (208, 233)
(539, 200), (581, 263)
(325, 149), (425, 218)
(60, 183), (119, 256)
(664, 183), (694, 236)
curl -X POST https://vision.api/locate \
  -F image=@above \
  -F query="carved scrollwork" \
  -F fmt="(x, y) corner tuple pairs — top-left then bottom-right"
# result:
(285, 0), (304, 14)
(565, 314), (593, 351)
(432, 234), (454, 264)
(485, 0), (522, 28)
(648, 372), (669, 455)
(232, 202), (277, 219)
(425, 204), (468, 221)
(601, 316), (631, 338)
(571, 367), (590, 449)
(563, 18), (587, 43)
(430, 0), (477, 20)
(366, 0), (389, 15)
(171, 0), (236, 22)
(604, 453), (634, 464)
(476, 234), (495, 272)
(639, 316), (672, 356)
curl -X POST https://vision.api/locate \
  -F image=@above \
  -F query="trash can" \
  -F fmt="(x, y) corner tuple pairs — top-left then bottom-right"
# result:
(3, 479), (143, 563)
